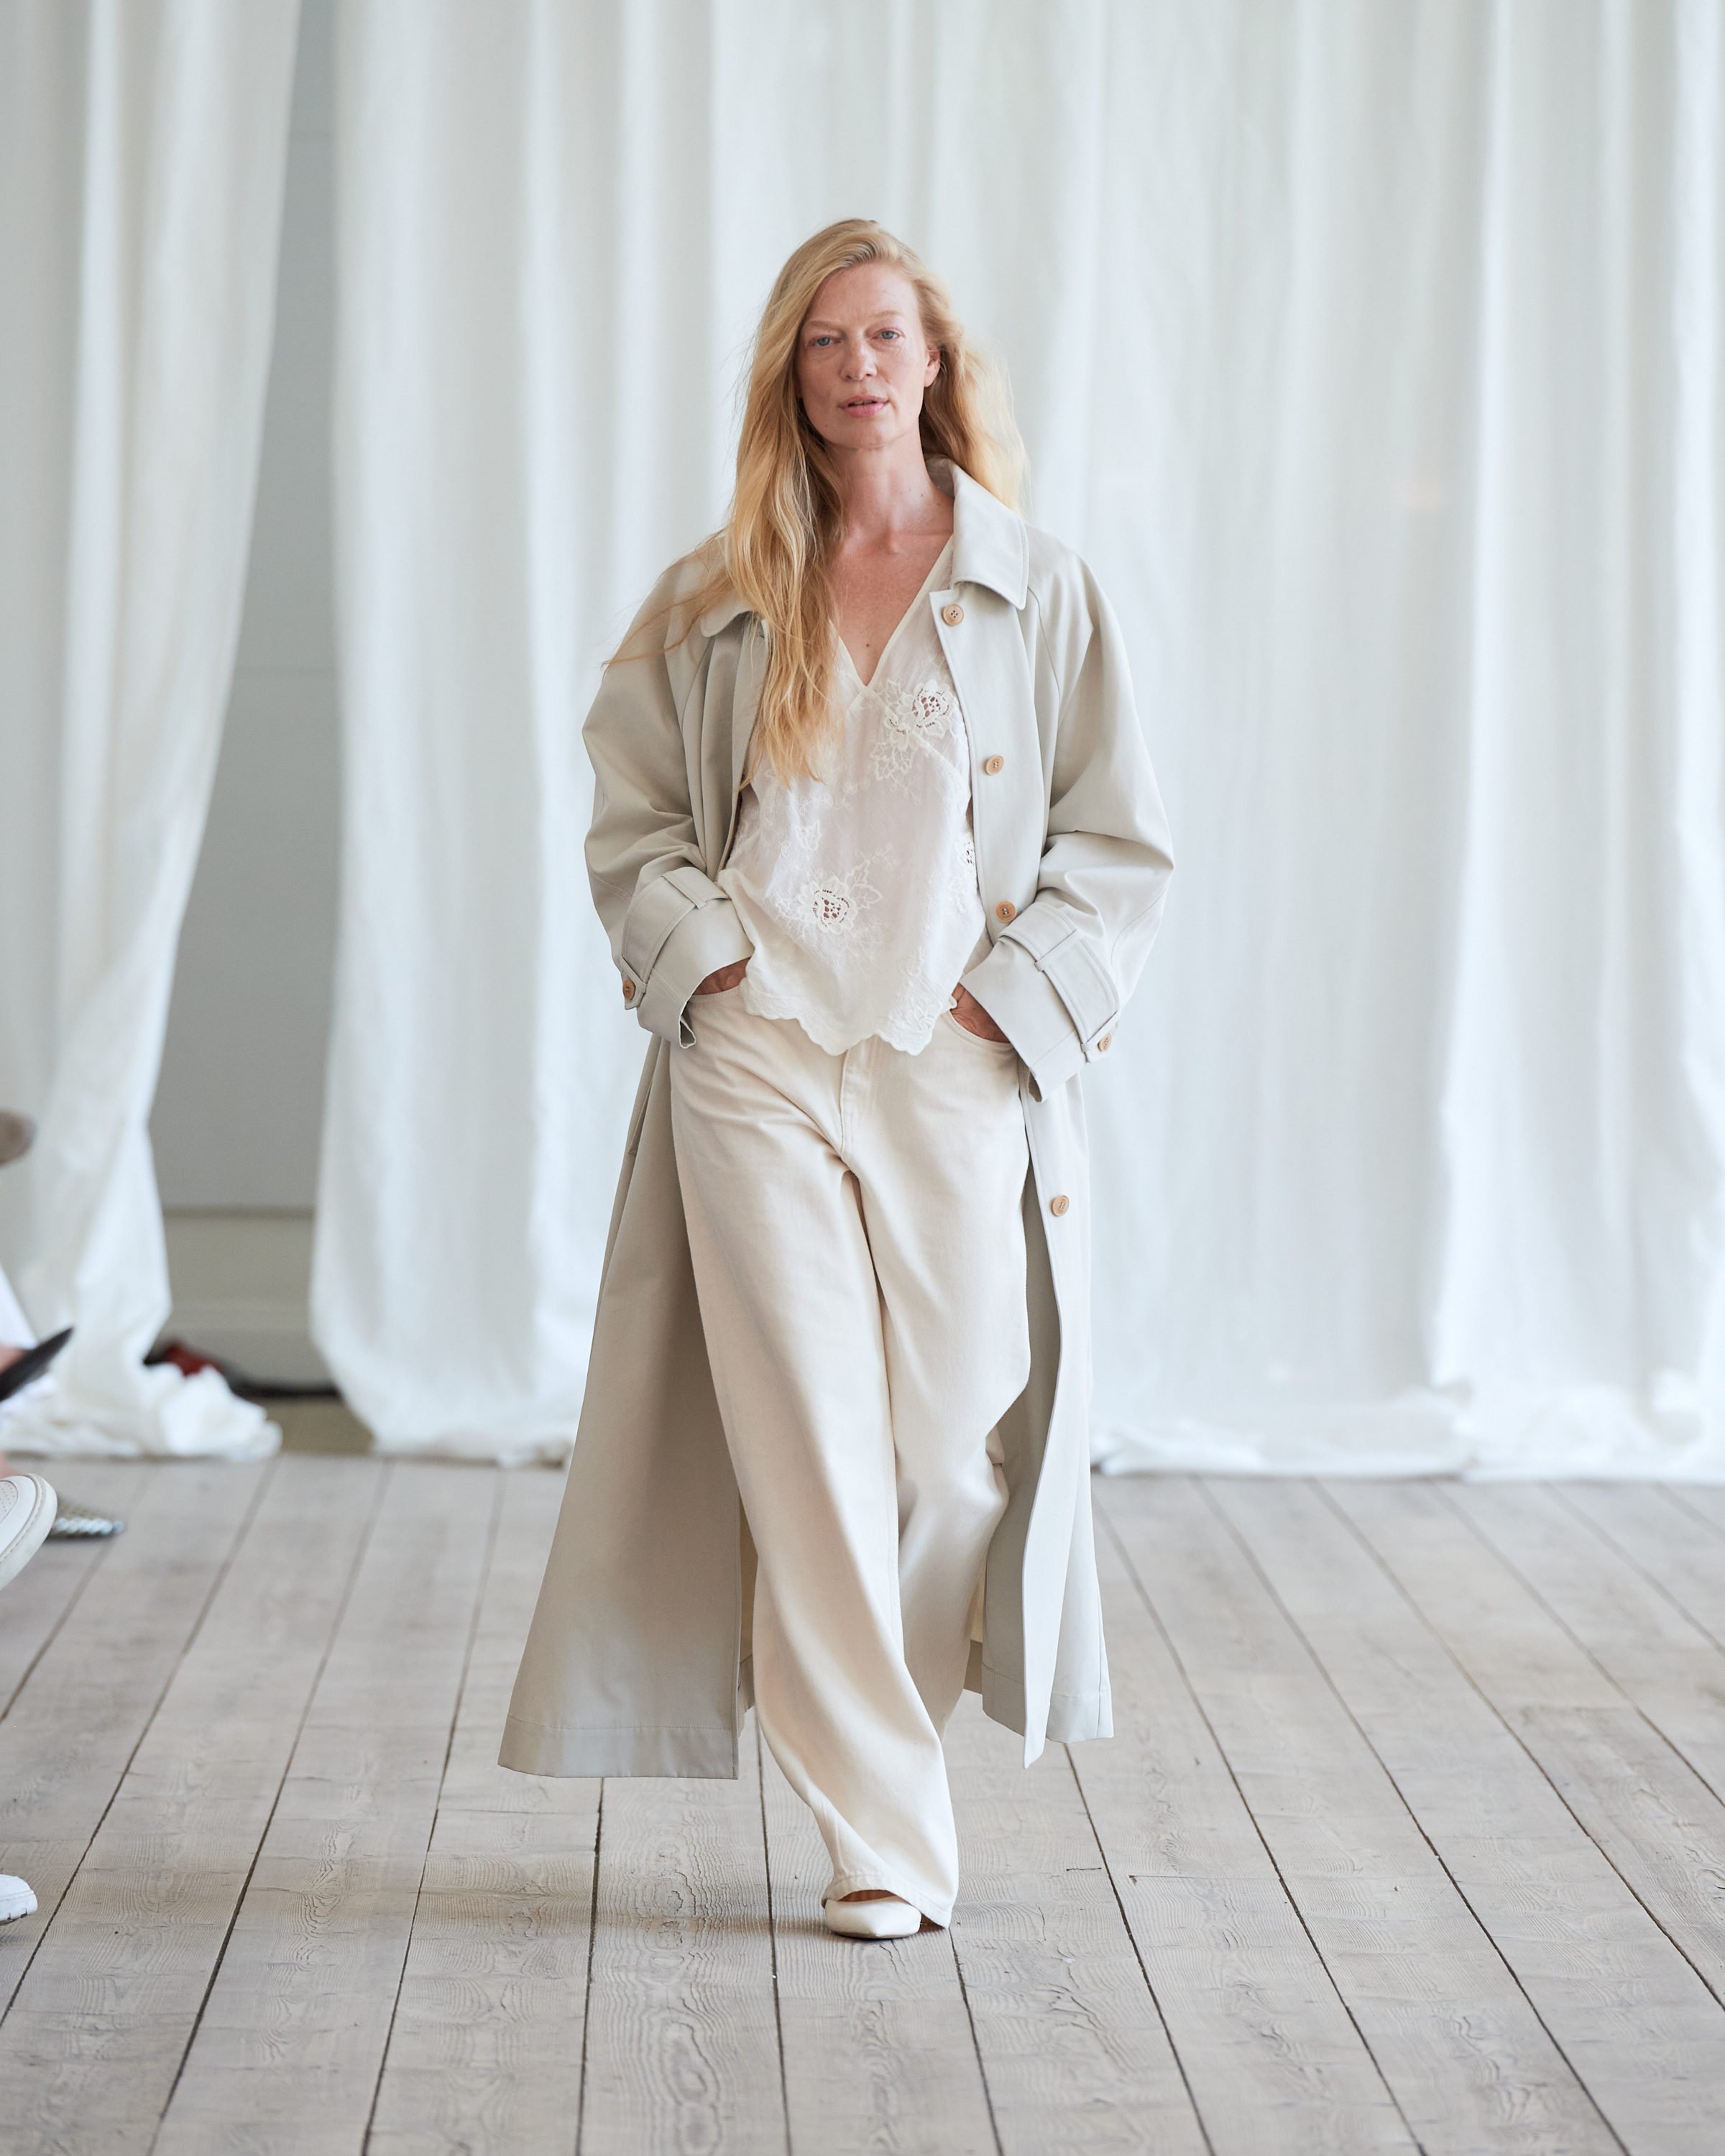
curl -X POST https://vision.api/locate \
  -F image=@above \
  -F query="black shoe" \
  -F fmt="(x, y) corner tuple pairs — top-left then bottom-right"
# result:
(0, 1327), (72, 1407)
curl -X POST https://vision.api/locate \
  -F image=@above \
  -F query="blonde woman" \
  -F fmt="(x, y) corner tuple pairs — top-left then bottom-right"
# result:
(502, 220), (1173, 1941)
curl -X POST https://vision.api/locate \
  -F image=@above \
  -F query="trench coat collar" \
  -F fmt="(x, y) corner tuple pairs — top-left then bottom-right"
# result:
(695, 456), (1028, 638)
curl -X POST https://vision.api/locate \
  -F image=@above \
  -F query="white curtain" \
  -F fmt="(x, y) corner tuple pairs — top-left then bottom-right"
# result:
(0, 0), (301, 1457)
(322, 0), (1725, 1478)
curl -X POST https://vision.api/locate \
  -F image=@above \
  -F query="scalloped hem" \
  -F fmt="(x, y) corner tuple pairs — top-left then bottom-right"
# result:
(738, 979), (952, 1057)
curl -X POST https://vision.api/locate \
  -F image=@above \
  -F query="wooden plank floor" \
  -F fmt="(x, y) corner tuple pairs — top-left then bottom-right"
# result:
(4, 1465), (1725, 2153)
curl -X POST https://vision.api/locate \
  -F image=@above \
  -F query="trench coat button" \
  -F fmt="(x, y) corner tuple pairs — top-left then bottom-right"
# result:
(983, 754), (1005, 775)
(1049, 1194), (1071, 1217)
(1097, 1032), (1112, 1052)
(622, 979), (636, 1003)
(942, 602), (965, 626)
(994, 899), (1017, 923)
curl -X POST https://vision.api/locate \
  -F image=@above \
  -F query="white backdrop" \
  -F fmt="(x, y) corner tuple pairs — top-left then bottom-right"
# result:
(0, 0), (300, 1456)
(321, 0), (1725, 1475)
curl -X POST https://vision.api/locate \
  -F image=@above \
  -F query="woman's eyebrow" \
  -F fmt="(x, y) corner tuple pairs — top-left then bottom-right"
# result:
(804, 313), (912, 331)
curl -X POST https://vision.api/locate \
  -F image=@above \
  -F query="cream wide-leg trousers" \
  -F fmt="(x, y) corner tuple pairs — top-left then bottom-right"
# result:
(669, 987), (1032, 1925)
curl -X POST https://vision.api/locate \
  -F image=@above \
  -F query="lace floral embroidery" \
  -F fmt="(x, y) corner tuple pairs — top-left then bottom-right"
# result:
(947, 824), (980, 916)
(791, 857), (882, 946)
(861, 678), (956, 791)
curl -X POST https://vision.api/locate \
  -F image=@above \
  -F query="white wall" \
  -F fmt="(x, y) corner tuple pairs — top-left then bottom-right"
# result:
(152, 0), (336, 1216)
(152, 0), (334, 1383)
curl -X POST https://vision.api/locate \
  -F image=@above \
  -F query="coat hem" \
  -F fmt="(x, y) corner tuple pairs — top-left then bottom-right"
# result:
(499, 1714), (741, 1779)
(978, 1660), (1113, 1749)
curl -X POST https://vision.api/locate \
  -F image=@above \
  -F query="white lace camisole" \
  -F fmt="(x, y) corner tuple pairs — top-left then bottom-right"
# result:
(717, 538), (991, 1055)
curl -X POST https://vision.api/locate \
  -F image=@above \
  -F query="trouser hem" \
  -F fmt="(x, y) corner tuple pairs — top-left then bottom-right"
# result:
(822, 1866), (953, 1927)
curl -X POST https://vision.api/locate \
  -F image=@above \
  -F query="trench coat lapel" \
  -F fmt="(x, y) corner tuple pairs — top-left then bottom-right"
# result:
(727, 623), (763, 827)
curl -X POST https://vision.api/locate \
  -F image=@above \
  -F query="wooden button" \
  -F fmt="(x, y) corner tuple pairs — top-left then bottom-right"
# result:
(993, 900), (1016, 923)
(1097, 1033), (1112, 1052)
(942, 602), (965, 626)
(982, 754), (1004, 775)
(1049, 1194), (1071, 1217)
(622, 980), (636, 1003)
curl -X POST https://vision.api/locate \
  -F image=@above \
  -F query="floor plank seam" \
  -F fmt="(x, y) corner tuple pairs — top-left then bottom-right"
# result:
(753, 1720), (794, 2156)
(0, 1543), (104, 1724)
(0, 1456), (280, 2035)
(1062, 1735), (1218, 2156)
(574, 1777), (604, 2156)
(145, 1457), (395, 2156)
(1317, 1478), (1725, 2024)
(1661, 1486), (1725, 1539)
(944, 1899), (1006, 2156)
(361, 1465), (507, 2155)
(1100, 1496), (1425, 2154)
(1201, 1477), (1630, 2156)
(1429, 1480), (1725, 2005)
(1547, 1482), (1725, 1660)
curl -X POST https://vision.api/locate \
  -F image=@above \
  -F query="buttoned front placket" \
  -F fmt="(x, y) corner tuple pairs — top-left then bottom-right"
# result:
(929, 582), (1039, 965)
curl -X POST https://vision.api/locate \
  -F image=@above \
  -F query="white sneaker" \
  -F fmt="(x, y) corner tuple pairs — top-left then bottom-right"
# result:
(822, 1893), (922, 1940)
(0, 1874), (37, 1924)
(0, 1474), (58, 1593)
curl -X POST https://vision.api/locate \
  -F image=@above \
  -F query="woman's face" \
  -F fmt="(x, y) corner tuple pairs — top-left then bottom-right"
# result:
(794, 263), (940, 455)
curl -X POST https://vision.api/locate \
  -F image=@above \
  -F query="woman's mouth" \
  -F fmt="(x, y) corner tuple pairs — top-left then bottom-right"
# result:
(844, 397), (888, 412)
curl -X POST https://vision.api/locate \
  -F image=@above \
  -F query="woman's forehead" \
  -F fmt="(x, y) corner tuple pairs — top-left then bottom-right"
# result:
(804, 262), (920, 326)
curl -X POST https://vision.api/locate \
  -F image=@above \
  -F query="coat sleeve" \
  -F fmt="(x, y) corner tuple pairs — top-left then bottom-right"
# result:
(583, 571), (753, 1046)
(960, 561), (1174, 1097)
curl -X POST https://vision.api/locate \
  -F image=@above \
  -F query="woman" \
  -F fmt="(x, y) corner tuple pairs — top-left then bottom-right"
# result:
(502, 220), (1173, 1941)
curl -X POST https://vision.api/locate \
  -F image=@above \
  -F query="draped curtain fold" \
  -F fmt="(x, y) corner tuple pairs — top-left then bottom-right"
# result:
(0, 0), (300, 1457)
(321, 0), (1725, 1476)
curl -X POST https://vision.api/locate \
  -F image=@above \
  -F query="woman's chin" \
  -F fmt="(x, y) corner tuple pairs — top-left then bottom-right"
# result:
(819, 414), (910, 452)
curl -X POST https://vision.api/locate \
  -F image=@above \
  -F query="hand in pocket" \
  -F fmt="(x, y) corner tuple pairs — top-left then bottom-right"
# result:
(949, 985), (1010, 1041)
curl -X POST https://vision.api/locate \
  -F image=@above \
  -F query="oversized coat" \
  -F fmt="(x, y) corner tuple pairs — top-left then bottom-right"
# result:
(500, 459), (1173, 1779)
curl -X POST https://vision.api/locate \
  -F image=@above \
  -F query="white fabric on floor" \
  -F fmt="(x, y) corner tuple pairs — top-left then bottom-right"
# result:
(0, 0), (300, 1457)
(323, 1), (1725, 1476)
(0, 1266), (31, 1355)
(0, 1259), (56, 1429)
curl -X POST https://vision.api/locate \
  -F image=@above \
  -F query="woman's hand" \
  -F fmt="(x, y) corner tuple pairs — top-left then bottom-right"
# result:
(694, 959), (750, 995)
(949, 984), (1010, 1042)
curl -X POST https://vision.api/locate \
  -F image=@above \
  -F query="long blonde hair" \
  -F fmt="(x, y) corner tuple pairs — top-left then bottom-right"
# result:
(618, 219), (1026, 784)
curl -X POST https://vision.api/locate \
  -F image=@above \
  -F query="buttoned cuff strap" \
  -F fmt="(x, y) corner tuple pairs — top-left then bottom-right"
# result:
(961, 911), (1118, 1096)
(621, 865), (755, 1043)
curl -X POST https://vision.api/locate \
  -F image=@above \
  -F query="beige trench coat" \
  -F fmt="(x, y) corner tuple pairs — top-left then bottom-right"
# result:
(501, 460), (1173, 1778)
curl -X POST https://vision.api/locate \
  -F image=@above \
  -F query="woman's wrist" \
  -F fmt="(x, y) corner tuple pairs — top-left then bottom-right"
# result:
(949, 984), (1010, 1042)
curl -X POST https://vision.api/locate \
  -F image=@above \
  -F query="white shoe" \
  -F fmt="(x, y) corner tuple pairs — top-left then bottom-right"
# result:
(0, 1874), (37, 1923)
(0, 1474), (58, 1593)
(823, 1893), (922, 1940)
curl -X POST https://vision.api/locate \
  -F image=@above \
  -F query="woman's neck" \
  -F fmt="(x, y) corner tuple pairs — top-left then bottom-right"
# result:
(830, 440), (952, 548)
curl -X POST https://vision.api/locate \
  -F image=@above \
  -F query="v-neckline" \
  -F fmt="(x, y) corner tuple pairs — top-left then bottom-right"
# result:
(834, 537), (954, 691)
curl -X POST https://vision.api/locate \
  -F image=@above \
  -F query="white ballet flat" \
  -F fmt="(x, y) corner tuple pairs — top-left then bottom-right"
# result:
(822, 1893), (921, 1940)
(0, 1873), (37, 1924)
